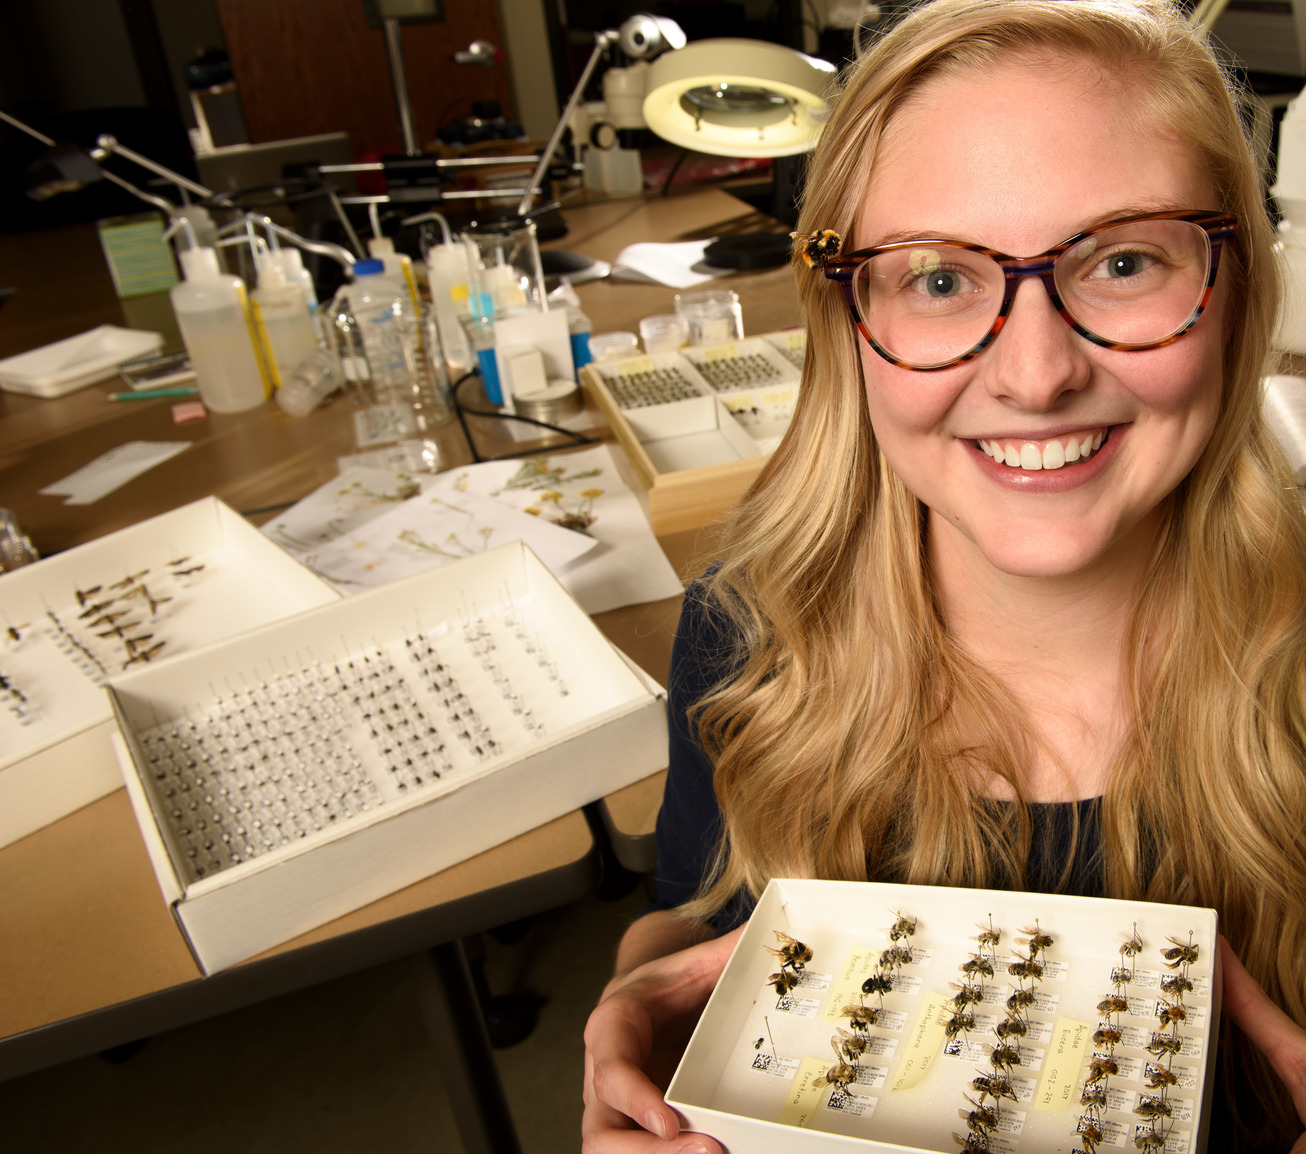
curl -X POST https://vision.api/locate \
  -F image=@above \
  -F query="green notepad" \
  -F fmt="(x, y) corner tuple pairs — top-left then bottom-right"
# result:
(96, 214), (180, 298)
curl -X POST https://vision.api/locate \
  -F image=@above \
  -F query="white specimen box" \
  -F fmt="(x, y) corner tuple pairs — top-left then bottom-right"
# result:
(107, 542), (667, 974)
(625, 396), (765, 475)
(765, 328), (807, 373)
(680, 337), (801, 396)
(0, 497), (340, 847)
(668, 879), (1220, 1154)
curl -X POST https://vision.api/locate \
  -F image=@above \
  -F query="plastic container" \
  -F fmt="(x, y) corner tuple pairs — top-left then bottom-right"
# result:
(251, 260), (318, 387)
(275, 349), (342, 418)
(170, 247), (270, 413)
(424, 241), (475, 374)
(367, 236), (422, 314)
(640, 313), (689, 354)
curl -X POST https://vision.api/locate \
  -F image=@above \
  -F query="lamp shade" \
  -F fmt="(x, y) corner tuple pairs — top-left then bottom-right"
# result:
(642, 39), (836, 158)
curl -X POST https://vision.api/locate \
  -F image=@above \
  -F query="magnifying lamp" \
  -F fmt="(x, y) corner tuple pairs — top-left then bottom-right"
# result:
(642, 39), (836, 269)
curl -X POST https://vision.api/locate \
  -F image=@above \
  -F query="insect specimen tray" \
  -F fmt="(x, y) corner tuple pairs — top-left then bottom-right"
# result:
(107, 542), (668, 974)
(580, 331), (802, 534)
(0, 497), (341, 848)
(668, 878), (1220, 1154)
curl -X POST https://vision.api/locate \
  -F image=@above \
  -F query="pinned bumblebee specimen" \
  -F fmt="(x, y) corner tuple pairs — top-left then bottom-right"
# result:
(812, 1036), (858, 1092)
(792, 228), (842, 268)
(764, 930), (812, 998)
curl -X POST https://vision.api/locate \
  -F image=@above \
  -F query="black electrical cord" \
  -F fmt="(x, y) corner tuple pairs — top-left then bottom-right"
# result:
(452, 370), (600, 463)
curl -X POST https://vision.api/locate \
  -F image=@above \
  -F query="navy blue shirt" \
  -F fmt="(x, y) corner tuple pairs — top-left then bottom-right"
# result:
(652, 578), (1104, 929)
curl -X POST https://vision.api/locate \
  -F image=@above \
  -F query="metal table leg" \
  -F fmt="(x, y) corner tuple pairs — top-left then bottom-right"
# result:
(412, 940), (524, 1154)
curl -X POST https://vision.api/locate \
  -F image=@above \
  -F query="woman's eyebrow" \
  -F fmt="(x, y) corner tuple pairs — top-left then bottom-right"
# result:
(861, 202), (1199, 251)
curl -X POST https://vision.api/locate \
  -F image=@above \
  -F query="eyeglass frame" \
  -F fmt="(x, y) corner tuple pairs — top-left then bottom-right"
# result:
(819, 209), (1239, 372)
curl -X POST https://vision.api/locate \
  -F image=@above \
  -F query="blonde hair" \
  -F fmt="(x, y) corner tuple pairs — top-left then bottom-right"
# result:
(686, 0), (1306, 1141)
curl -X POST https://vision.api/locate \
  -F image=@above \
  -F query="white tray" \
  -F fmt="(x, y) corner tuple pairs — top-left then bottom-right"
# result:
(108, 542), (668, 973)
(0, 498), (340, 847)
(0, 325), (164, 397)
(669, 878), (1219, 1154)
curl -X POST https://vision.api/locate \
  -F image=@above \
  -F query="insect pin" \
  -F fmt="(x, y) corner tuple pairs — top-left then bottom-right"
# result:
(792, 228), (842, 268)
(1120, 924), (1144, 957)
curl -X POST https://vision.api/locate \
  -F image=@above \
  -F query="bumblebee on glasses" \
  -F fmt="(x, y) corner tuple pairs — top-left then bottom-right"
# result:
(797, 211), (1238, 371)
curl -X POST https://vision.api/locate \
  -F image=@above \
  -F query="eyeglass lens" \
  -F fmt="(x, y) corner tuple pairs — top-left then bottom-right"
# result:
(853, 218), (1213, 368)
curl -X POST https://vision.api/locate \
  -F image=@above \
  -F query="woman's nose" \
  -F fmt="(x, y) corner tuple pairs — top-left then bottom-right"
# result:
(981, 276), (1092, 410)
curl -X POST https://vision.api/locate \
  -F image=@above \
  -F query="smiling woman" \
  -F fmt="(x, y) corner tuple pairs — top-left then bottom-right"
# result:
(580, 3), (1306, 1153)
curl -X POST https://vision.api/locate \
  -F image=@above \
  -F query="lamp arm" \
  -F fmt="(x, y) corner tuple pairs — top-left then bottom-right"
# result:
(96, 168), (179, 215)
(515, 29), (619, 215)
(94, 134), (224, 203)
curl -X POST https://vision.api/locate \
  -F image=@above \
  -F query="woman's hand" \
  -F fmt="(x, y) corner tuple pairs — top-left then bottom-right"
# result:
(582, 924), (744, 1154)
(1219, 936), (1306, 1154)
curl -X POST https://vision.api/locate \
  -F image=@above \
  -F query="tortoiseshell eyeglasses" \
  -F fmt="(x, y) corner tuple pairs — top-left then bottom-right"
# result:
(818, 210), (1238, 371)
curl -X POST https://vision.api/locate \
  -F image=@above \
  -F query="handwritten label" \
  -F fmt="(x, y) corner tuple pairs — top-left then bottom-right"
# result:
(1036, 1018), (1090, 1110)
(890, 993), (950, 1091)
(778, 1056), (830, 1128)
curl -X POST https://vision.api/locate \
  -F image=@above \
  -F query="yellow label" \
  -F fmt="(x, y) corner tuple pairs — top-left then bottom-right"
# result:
(824, 947), (880, 1022)
(787, 331), (806, 350)
(778, 1056), (830, 1128)
(248, 298), (283, 390)
(763, 388), (797, 405)
(236, 283), (274, 397)
(1034, 1017), (1091, 1111)
(618, 357), (655, 376)
(703, 343), (738, 364)
(450, 283), (470, 302)
(890, 993), (951, 1092)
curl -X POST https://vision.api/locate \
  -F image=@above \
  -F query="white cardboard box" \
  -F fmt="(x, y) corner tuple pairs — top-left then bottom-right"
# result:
(668, 879), (1220, 1154)
(106, 542), (668, 974)
(0, 498), (341, 847)
(0, 325), (164, 397)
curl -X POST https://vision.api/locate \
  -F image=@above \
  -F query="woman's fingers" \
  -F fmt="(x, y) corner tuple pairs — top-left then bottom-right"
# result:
(1219, 936), (1306, 1137)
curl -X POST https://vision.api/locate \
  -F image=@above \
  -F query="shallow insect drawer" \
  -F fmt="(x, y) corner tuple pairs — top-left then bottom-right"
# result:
(0, 497), (341, 848)
(667, 878), (1219, 1154)
(679, 337), (801, 396)
(107, 541), (668, 974)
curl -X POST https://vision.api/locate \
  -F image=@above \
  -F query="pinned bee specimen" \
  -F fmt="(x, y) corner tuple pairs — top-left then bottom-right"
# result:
(172, 565), (205, 577)
(836, 1027), (868, 1062)
(972, 1072), (1017, 1102)
(1160, 974), (1194, 997)
(75, 584), (103, 606)
(973, 917), (1001, 948)
(953, 983), (985, 1009)
(995, 1017), (1028, 1040)
(765, 931), (813, 972)
(1133, 1096), (1173, 1120)
(110, 569), (149, 589)
(166, 556), (191, 567)
(1084, 1056), (1119, 1083)
(1157, 1003), (1187, 1028)
(1092, 1026), (1122, 1048)
(1006, 988), (1038, 1013)
(1121, 924), (1144, 958)
(1079, 1086), (1108, 1110)
(952, 1130), (992, 1153)
(768, 969), (799, 996)
(1146, 1032), (1183, 1058)
(1016, 921), (1053, 957)
(888, 911), (918, 942)
(1161, 933), (1199, 969)
(862, 971), (895, 997)
(945, 1010), (976, 1038)
(840, 1002), (880, 1032)
(1078, 1118), (1103, 1152)
(959, 1094), (999, 1132)
(986, 1042), (1022, 1071)
(880, 944), (914, 968)
(123, 640), (166, 667)
(1144, 1064), (1179, 1089)
(77, 600), (113, 619)
(1098, 995), (1130, 1016)
(4, 621), (29, 645)
(1134, 1130), (1169, 1151)
(960, 955), (995, 979)
(1007, 952), (1044, 982)
(812, 1038), (858, 1092)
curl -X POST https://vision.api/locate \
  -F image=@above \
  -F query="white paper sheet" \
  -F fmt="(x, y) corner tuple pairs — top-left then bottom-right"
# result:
(424, 444), (684, 614)
(264, 446), (684, 613)
(37, 441), (191, 505)
(610, 240), (731, 289)
(305, 489), (598, 588)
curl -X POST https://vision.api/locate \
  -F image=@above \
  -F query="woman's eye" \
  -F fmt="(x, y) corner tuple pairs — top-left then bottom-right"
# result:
(1092, 250), (1152, 279)
(911, 269), (967, 298)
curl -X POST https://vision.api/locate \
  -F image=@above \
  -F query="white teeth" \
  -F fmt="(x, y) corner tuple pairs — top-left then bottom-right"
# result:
(978, 430), (1108, 472)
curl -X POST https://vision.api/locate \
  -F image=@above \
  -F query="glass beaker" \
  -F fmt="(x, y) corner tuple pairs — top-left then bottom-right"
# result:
(462, 219), (547, 323)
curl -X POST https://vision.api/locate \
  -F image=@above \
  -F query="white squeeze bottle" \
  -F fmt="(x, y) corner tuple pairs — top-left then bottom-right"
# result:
(171, 246), (270, 413)
(367, 236), (422, 314)
(251, 256), (318, 387)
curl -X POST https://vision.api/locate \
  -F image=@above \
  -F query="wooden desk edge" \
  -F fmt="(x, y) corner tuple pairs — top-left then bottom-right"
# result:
(596, 770), (666, 875)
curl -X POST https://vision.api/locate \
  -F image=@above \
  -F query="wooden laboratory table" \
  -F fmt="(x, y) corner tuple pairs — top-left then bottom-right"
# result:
(0, 182), (792, 1149)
